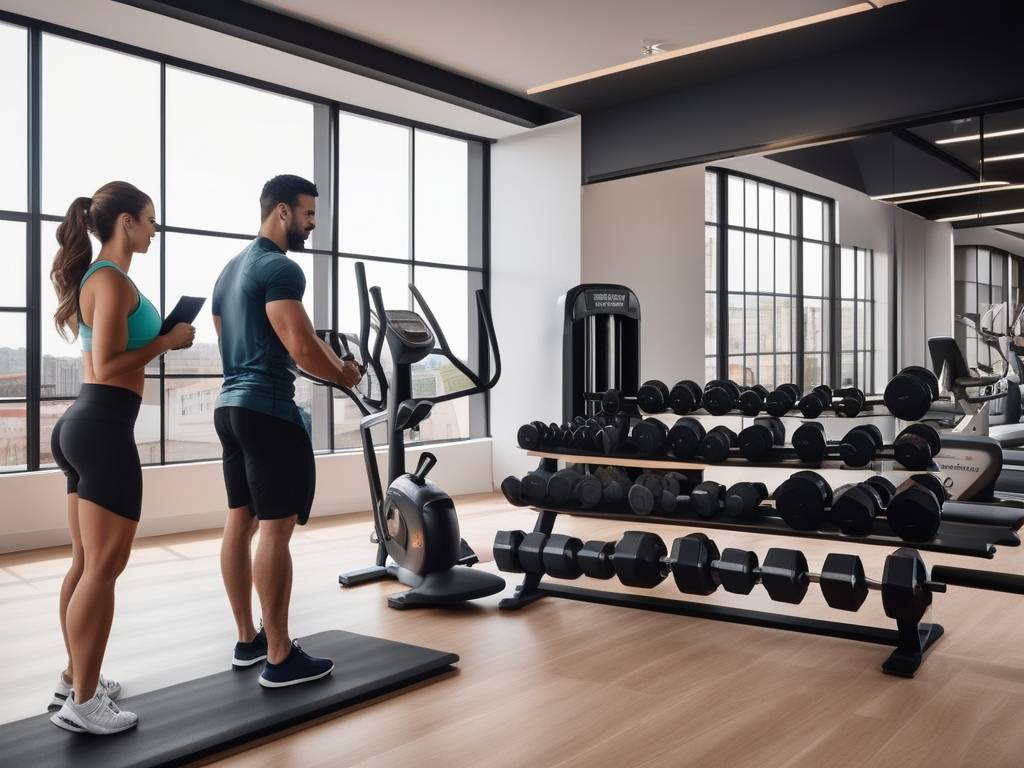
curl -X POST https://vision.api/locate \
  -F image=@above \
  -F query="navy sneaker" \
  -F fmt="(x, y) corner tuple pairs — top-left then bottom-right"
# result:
(232, 625), (267, 669)
(259, 641), (334, 688)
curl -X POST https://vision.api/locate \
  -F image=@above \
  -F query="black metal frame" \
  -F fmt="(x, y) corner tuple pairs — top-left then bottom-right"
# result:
(837, 246), (877, 392)
(708, 167), (838, 389)
(0, 12), (491, 473)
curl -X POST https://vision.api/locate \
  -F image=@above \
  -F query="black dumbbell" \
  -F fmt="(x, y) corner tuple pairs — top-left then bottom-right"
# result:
(631, 417), (670, 456)
(833, 387), (869, 417)
(578, 540), (616, 580)
(790, 422), (883, 467)
(612, 531), (670, 588)
(886, 473), (948, 542)
(667, 417), (705, 459)
(737, 417), (786, 461)
(493, 530), (526, 573)
(518, 531), (549, 573)
(774, 470), (834, 530)
(667, 380), (703, 414)
(884, 366), (940, 421)
(541, 533), (585, 579)
(669, 535), (809, 603)
(797, 385), (833, 418)
(740, 385), (771, 416)
(723, 481), (770, 517)
(593, 465), (632, 505)
(546, 468), (602, 508)
(500, 475), (530, 507)
(600, 416), (668, 457)
(765, 383), (802, 417)
(519, 468), (556, 505)
(628, 478), (724, 517)
(493, 530), (586, 580)
(517, 420), (554, 450)
(597, 412), (633, 454)
(702, 380), (742, 416)
(827, 476), (897, 536)
(600, 380), (671, 414)
(702, 381), (767, 416)
(700, 425), (737, 462)
(893, 424), (941, 471)
(627, 471), (689, 515)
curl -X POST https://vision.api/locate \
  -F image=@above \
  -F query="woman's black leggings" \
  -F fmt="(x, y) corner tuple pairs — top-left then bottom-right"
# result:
(51, 383), (143, 522)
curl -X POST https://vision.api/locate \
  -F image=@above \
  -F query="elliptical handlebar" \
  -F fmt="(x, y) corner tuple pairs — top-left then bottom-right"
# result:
(409, 283), (502, 405)
(355, 262), (389, 410)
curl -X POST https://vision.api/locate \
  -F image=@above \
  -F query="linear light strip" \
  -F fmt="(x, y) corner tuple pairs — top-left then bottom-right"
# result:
(527, 2), (879, 95)
(985, 153), (1024, 163)
(936, 127), (1024, 145)
(870, 181), (1008, 201)
(894, 183), (1024, 204)
(937, 207), (1024, 223)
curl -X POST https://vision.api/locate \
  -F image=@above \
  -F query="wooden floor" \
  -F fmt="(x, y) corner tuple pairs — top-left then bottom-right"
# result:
(4, 493), (1024, 767)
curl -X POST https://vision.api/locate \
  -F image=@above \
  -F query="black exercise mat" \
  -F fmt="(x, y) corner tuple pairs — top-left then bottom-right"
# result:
(0, 630), (458, 768)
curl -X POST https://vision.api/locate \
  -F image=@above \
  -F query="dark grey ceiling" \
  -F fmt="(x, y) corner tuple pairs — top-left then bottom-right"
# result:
(768, 106), (1024, 228)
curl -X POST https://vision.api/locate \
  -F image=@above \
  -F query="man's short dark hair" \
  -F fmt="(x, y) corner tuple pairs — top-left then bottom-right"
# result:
(260, 174), (318, 221)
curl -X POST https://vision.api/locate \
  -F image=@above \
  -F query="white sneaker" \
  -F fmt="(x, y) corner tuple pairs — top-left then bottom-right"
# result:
(50, 691), (138, 735)
(49, 672), (122, 711)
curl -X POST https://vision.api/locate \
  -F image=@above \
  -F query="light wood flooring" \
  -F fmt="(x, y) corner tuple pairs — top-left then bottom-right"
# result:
(4, 493), (1024, 767)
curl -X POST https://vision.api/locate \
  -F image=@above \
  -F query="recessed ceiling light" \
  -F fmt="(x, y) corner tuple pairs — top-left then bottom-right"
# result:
(937, 207), (1024, 223)
(935, 127), (1024, 145)
(984, 153), (1024, 163)
(527, 2), (888, 95)
(893, 183), (1024, 204)
(870, 181), (1009, 201)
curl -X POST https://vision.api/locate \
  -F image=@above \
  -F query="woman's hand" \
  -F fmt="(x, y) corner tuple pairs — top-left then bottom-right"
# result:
(164, 322), (196, 351)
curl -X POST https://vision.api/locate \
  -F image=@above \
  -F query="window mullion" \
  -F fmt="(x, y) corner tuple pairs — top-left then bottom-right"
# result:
(26, 26), (41, 472)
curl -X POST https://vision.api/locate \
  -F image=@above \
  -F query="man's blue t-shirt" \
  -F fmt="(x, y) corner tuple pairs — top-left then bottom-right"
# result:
(211, 237), (305, 427)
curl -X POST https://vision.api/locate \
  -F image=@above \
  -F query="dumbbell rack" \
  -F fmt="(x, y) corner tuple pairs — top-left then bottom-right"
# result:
(499, 451), (1022, 676)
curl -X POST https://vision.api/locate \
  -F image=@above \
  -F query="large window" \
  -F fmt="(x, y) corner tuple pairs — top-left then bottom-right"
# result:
(0, 16), (489, 474)
(710, 169), (834, 389)
(706, 168), (888, 391)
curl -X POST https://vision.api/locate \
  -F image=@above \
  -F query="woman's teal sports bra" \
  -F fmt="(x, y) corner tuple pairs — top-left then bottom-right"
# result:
(78, 260), (162, 352)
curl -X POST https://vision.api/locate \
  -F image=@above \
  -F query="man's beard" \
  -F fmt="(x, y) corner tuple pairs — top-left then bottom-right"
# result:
(286, 225), (310, 251)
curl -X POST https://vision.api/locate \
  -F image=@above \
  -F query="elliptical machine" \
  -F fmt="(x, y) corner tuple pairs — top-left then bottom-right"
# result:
(301, 262), (505, 609)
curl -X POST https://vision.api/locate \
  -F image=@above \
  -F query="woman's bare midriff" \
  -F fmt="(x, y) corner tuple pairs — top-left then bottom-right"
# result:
(83, 353), (146, 397)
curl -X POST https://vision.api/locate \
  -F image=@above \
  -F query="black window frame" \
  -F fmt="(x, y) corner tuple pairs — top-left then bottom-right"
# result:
(709, 167), (838, 390)
(837, 245), (876, 392)
(0, 9), (492, 474)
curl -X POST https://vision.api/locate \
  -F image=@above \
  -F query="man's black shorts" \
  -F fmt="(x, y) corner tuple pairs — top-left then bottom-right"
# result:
(214, 406), (315, 524)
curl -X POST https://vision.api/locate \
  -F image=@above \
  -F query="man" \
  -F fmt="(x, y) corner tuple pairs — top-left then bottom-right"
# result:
(211, 174), (361, 688)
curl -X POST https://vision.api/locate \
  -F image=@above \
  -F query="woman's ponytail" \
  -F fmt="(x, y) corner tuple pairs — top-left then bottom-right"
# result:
(51, 196), (94, 341)
(49, 181), (152, 341)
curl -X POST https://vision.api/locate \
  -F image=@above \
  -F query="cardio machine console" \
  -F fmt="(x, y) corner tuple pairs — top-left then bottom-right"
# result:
(385, 309), (435, 364)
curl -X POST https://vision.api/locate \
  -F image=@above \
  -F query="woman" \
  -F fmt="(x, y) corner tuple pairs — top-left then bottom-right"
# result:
(47, 181), (195, 735)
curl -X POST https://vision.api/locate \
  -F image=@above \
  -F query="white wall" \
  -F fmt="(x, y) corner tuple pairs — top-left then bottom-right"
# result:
(580, 165), (707, 384)
(0, 439), (492, 553)
(489, 117), (582, 480)
(896, 210), (954, 368)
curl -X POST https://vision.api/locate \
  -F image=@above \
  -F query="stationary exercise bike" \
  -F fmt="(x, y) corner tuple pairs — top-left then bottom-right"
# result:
(300, 262), (505, 609)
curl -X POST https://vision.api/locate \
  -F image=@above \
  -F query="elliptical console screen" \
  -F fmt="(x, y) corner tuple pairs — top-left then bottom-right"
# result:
(386, 310), (432, 343)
